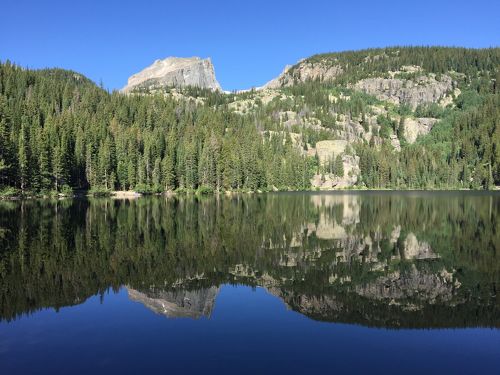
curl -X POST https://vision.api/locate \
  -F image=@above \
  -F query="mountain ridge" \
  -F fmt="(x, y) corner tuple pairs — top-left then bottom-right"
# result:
(0, 46), (499, 196)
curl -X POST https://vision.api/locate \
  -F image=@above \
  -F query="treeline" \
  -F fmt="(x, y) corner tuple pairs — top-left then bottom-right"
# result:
(0, 62), (313, 195)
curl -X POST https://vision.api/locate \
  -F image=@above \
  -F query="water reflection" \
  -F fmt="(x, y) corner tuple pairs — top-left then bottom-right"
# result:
(127, 287), (218, 319)
(0, 192), (499, 327)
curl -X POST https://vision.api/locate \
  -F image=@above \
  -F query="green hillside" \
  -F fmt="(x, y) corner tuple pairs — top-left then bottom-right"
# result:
(0, 46), (499, 196)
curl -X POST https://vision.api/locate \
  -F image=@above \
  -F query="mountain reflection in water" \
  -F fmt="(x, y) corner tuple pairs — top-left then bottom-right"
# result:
(0, 192), (499, 328)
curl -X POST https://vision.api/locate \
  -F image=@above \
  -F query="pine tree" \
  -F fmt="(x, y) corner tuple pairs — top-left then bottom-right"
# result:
(116, 160), (128, 190)
(85, 144), (96, 189)
(0, 96), (13, 187)
(54, 134), (72, 191)
(18, 121), (30, 192)
(127, 159), (136, 189)
(98, 137), (115, 190)
(198, 133), (219, 189)
(152, 157), (162, 191)
(184, 139), (198, 189)
(39, 131), (52, 191)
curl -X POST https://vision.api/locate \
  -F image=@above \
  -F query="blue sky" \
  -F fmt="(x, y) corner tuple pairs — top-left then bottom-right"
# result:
(1, 0), (499, 91)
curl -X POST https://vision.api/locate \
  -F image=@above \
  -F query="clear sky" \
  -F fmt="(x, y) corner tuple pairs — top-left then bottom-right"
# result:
(1, 0), (499, 91)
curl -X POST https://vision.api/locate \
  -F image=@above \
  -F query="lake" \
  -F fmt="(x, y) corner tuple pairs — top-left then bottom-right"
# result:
(1, 192), (499, 374)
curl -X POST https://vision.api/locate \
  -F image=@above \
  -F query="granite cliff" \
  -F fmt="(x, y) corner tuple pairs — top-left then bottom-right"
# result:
(353, 73), (454, 109)
(121, 57), (221, 93)
(261, 59), (343, 89)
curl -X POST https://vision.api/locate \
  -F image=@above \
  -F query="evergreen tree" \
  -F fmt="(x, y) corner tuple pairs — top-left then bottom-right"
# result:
(0, 96), (14, 186)
(18, 121), (30, 192)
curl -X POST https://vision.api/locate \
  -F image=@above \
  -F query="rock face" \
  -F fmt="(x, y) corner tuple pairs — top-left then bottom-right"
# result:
(353, 74), (453, 109)
(261, 65), (294, 89)
(403, 117), (438, 143)
(313, 140), (349, 163)
(122, 57), (221, 93)
(308, 140), (360, 189)
(127, 286), (219, 319)
(261, 59), (343, 89)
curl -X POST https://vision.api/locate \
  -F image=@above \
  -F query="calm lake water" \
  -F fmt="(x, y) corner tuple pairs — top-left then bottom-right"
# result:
(1, 192), (499, 374)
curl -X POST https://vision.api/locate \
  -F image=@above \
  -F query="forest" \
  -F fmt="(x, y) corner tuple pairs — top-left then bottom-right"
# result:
(0, 46), (499, 196)
(0, 63), (312, 196)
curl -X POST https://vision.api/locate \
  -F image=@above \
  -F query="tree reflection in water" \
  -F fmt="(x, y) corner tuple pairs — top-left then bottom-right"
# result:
(0, 192), (498, 328)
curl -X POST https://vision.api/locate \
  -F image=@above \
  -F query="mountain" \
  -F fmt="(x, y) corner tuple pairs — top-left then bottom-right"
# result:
(261, 47), (499, 87)
(0, 46), (499, 196)
(121, 56), (221, 93)
(228, 47), (500, 189)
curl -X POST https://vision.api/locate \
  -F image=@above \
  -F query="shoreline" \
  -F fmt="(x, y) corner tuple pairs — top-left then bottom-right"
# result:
(1, 187), (499, 201)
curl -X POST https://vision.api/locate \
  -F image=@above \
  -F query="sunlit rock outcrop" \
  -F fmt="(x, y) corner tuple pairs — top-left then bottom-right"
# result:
(261, 59), (343, 89)
(403, 117), (438, 143)
(353, 74), (454, 109)
(122, 57), (221, 93)
(309, 140), (361, 189)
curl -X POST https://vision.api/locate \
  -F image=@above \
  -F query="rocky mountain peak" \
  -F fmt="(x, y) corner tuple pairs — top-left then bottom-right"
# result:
(260, 58), (343, 89)
(121, 56), (221, 93)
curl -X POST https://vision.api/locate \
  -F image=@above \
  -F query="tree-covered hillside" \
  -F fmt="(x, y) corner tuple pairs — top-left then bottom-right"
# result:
(0, 46), (499, 196)
(0, 62), (311, 195)
(297, 46), (500, 83)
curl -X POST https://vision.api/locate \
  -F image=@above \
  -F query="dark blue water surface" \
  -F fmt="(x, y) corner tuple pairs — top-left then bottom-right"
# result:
(1, 192), (499, 374)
